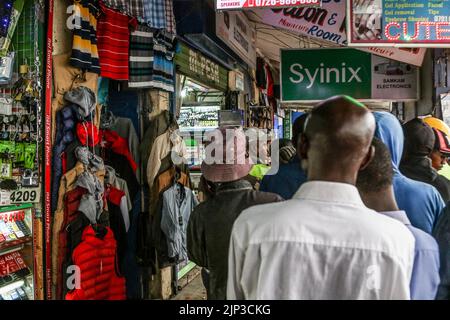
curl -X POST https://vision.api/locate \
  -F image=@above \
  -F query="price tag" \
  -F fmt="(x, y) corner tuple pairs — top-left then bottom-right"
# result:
(10, 186), (41, 204)
(0, 190), (12, 206)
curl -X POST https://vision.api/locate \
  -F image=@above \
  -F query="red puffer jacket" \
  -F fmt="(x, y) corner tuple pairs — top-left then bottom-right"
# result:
(65, 226), (126, 300)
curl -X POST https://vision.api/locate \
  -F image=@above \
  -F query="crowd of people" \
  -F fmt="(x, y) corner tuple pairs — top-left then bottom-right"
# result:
(186, 95), (450, 300)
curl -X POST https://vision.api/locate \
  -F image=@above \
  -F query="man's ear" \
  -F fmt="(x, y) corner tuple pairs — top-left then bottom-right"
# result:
(360, 145), (375, 171)
(298, 134), (309, 160)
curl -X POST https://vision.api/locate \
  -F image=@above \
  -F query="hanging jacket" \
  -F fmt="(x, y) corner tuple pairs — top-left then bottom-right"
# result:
(52, 87), (99, 213)
(146, 130), (187, 188)
(374, 112), (445, 234)
(52, 162), (105, 294)
(140, 110), (177, 170)
(256, 57), (266, 89)
(160, 184), (198, 263)
(63, 124), (139, 200)
(137, 167), (190, 270)
(65, 226), (126, 300)
(401, 156), (450, 203)
(55, 186), (88, 299)
(64, 123), (137, 173)
(52, 105), (77, 213)
(105, 186), (129, 275)
(58, 185), (109, 299)
(101, 114), (140, 174)
(62, 209), (109, 299)
(105, 165), (132, 211)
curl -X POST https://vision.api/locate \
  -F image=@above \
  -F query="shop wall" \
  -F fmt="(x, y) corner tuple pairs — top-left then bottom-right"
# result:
(416, 49), (434, 116)
(53, 0), (72, 55)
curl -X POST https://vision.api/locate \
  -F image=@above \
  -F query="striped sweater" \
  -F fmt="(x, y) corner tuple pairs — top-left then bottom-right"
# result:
(70, 0), (101, 74)
(97, 1), (137, 80)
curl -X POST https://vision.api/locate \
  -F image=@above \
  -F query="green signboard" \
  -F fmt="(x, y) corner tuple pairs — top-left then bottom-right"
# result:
(175, 42), (229, 92)
(281, 48), (420, 103)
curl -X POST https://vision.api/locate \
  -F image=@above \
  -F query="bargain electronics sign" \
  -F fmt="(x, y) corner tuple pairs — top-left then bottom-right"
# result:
(347, 0), (450, 47)
(216, 0), (321, 10)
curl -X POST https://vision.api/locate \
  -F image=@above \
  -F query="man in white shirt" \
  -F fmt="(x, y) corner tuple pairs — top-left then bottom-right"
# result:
(227, 96), (415, 300)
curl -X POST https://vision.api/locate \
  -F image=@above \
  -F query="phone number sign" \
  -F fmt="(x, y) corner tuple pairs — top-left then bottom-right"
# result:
(216, 0), (321, 10)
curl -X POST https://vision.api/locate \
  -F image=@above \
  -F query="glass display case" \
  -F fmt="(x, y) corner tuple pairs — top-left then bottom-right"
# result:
(0, 204), (36, 300)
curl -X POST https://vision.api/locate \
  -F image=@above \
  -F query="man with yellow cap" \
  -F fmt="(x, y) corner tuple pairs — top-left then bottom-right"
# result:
(423, 117), (450, 179)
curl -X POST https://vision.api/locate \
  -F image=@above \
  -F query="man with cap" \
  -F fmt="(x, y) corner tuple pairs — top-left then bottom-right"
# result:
(400, 118), (450, 203)
(430, 127), (450, 173)
(186, 126), (283, 300)
(227, 96), (415, 300)
(423, 117), (450, 179)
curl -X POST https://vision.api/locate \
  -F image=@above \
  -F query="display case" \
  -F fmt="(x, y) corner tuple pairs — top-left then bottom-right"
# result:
(0, 204), (37, 300)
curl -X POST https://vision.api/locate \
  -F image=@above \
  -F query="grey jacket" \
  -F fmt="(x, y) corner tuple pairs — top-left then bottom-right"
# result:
(161, 184), (198, 263)
(187, 180), (283, 300)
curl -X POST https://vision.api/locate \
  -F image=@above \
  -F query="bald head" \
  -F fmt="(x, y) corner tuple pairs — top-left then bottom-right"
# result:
(300, 96), (376, 184)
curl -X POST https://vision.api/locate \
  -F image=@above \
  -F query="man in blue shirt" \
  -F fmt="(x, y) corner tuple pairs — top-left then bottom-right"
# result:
(259, 114), (308, 199)
(374, 112), (445, 234)
(357, 138), (440, 299)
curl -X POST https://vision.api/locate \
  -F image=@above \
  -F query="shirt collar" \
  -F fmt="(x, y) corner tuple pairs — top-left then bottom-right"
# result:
(216, 179), (253, 193)
(380, 211), (411, 226)
(293, 181), (366, 207)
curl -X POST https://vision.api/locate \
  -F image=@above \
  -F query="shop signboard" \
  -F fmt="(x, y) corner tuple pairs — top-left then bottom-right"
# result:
(261, 0), (426, 65)
(216, 0), (321, 10)
(262, 0), (347, 46)
(175, 42), (229, 92)
(216, 11), (257, 69)
(347, 0), (450, 47)
(281, 48), (420, 103)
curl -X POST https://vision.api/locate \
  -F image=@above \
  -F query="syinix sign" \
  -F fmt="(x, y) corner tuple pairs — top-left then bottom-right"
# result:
(281, 48), (420, 103)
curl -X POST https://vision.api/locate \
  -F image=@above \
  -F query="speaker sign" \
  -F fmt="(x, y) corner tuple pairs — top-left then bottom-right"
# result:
(281, 48), (420, 102)
(216, 0), (321, 10)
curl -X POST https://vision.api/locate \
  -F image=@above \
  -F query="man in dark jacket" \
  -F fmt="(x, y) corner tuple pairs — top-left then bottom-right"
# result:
(187, 126), (283, 300)
(259, 114), (308, 199)
(401, 118), (450, 203)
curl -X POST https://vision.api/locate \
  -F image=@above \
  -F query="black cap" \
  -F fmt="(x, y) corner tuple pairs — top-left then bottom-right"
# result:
(403, 118), (435, 157)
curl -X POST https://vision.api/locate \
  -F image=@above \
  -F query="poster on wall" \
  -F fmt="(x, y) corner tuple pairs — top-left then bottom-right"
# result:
(216, 11), (257, 69)
(261, 0), (427, 65)
(216, 0), (321, 10)
(347, 0), (450, 47)
(280, 48), (420, 103)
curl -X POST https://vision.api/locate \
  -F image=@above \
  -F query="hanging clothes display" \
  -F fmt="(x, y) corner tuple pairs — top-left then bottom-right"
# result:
(50, 0), (200, 301)
(97, 1), (137, 81)
(0, 0), (45, 300)
(65, 226), (126, 300)
(102, 0), (145, 20)
(70, 0), (101, 74)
